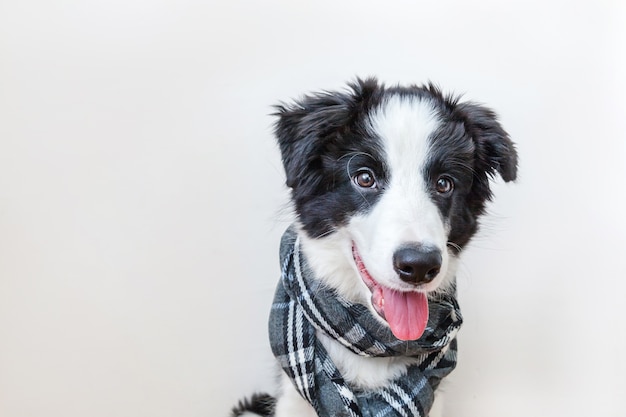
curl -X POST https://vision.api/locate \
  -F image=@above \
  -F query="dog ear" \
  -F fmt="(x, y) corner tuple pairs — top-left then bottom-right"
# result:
(456, 103), (518, 182)
(273, 78), (378, 189)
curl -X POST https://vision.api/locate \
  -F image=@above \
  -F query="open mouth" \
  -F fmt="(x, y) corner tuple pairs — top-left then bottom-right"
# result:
(352, 243), (429, 341)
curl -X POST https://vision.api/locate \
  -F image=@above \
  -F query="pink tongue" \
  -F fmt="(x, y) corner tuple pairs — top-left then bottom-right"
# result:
(382, 287), (429, 341)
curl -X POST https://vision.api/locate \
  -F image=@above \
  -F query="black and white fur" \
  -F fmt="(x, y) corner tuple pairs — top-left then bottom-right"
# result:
(233, 78), (517, 417)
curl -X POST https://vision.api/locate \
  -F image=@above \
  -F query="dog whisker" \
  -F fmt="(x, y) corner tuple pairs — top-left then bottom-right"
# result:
(338, 151), (376, 162)
(313, 227), (338, 239)
(446, 241), (462, 254)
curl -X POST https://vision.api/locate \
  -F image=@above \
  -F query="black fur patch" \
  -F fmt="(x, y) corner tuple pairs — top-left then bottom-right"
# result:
(230, 392), (276, 417)
(273, 78), (385, 238)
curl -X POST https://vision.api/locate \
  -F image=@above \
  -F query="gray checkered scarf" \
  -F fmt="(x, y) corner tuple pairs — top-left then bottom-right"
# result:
(269, 227), (463, 417)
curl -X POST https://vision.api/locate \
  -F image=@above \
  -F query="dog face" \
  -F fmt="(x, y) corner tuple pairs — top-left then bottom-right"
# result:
(274, 78), (517, 340)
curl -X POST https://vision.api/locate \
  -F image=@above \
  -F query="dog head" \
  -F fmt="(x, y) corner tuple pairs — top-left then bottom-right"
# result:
(274, 78), (517, 340)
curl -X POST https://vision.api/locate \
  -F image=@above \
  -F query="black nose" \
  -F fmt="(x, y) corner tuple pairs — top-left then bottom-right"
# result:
(393, 245), (442, 285)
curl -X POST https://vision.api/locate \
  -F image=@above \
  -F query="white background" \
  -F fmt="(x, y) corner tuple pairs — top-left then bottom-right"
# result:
(1, 1), (625, 416)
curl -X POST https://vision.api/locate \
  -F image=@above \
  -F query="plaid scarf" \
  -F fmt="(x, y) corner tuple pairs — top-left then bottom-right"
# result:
(268, 228), (463, 417)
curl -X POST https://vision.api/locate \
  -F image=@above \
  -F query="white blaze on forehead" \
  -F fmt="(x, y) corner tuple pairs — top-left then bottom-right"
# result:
(369, 95), (439, 183)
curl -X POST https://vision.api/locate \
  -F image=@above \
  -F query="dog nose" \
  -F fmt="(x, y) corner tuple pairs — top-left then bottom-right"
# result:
(393, 246), (442, 285)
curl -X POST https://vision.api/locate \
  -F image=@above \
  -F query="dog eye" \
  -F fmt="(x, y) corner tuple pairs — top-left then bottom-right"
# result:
(353, 170), (377, 189)
(435, 176), (454, 194)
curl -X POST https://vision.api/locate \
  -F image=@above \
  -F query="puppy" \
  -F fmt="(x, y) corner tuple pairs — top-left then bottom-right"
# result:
(232, 78), (517, 417)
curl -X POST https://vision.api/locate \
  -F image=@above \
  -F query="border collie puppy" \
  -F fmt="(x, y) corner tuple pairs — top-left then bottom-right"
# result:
(232, 78), (517, 417)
